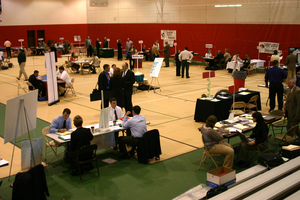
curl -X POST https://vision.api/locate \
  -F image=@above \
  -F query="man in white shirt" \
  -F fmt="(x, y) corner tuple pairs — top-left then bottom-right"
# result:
(58, 66), (72, 96)
(119, 105), (147, 159)
(109, 97), (124, 149)
(231, 52), (243, 62)
(179, 47), (193, 78)
(109, 64), (116, 77)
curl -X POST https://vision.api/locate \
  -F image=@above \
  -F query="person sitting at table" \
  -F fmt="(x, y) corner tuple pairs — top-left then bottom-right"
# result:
(118, 105), (147, 159)
(224, 48), (231, 63)
(49, 108), (72, 133)
(42, 42), (48, 54)
(204, 49), (214, 67)
(58, 66), (72, 96)
(240, 54), (251, 71)
(65, 115), (94, 176)
(232, 52), (243, 62)
(237, 112), (268, 167)
(142, 45), (149, 61)
(213, 50), (224, 69)
(70, 52), (80, 73)
(28, 70), (46, 97)
(90, 53), (100, 74)
(201, 115), (234, 168)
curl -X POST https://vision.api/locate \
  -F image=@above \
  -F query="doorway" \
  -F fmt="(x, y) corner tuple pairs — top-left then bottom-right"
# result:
(27, 30), (35, 48)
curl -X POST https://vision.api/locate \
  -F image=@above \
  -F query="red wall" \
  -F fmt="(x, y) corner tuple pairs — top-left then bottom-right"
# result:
(1, 23), (300, 62)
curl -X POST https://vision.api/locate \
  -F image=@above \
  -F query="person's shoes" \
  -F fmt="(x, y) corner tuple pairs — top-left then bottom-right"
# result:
(25, 79), (29, 81)
(176, 75), (180, 77)
(60, 91), (66, 97)
(92, 71), (96, 74)
(76, 71), (80, 73)
(118, 153), (130, 160)
(16, 77), (20, 80)
(186, 76), (190, 78)
(181, 76), (184, 78)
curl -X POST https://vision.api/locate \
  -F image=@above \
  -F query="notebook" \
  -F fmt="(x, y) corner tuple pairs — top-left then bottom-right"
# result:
(238, 132), (255, 143)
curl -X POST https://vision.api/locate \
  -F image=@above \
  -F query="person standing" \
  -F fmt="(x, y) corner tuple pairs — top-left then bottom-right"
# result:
(98, 64), (111, 108)
(125, 38), (133, 60)
(265, 60), (287, 112)
(118, 106), (147, 159)
(16, 49), (28, 81)
(96, 38), (101, 58)
(87, 37), (93, 57)
(161, 41), (170, 67)
(103, 37), (108, 48)
(151, 44), (159, 60)
(142, 45), (148, 61)
(84, 37), (88, 57)
(109, 64), (116, 77)
(285, 50), (297, 79)
(4, 39), (12, 58)
(110, 67), (125, 108)
(284, 78), (300, 136)
(129, 44), (136, 70)
(175, 49), (181, 76)
(122, 62), (135, 114)
(179, 47), (193, 78)
(50, 43), (57, 62)
(117, 40), (123, 61)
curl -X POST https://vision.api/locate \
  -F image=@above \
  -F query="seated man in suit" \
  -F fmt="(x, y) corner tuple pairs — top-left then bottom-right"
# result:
(49, 108), (72, 133)
(118, 105), (147, 159)
(65, 115), (94, 175)
(213, 50), (224, 69)
(28, 70), (46, 97)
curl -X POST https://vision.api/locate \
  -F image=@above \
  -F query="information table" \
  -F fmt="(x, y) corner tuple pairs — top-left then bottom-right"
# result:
(99, 48), (114, 58)
(194, 90), (261, 122)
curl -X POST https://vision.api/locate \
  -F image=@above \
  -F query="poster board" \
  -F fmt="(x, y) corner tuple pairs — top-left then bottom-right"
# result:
(150, 58), (164, 78)
(45, 52), (59, 106)
(4, 90), (38, 144)
(21, 138), (43, 170)
(258, 42), (281, 54)
(161, 30), (177, 40)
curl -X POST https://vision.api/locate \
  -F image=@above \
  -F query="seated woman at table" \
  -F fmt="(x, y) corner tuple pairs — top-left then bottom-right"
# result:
(69, 52), (80, 72)
(201, 115), (234, 169)
(240, 54), (251, 71)
(224, 48), (231, 63)
(205, 49), (214, 67)
(237, 112), (268, 167)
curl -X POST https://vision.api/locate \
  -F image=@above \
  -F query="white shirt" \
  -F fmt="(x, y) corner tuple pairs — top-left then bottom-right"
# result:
(109, 106), (124, 121)
(109, 68), (114, 77)
(58, 70), (71, 84)
(232, 55), (242, 62)
(179, 50), (193, 61)
(205, 53), (212, 58)
(122, 69), (129, 77)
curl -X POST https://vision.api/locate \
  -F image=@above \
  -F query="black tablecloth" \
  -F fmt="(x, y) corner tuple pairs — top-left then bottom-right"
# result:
(194, 90), (261, 122)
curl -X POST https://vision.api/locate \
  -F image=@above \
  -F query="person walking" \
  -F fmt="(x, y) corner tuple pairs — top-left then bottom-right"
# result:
(16, 49), (28, 81)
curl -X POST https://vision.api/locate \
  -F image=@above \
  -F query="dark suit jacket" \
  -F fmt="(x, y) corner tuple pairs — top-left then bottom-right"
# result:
(103, 39), (108, 48)
(29, 74), (42, 90)
(111, 77), (125, 107)
(124, 70), (135, 95)
(285, 86), (300, 122)
(98, 71), (111, 91)
(70, 127), (93, 153)
(162, 44), (170, 57)
(214, 52), (224, 63)
(285, 54), (297, 71)
(96, 41), (100, 49)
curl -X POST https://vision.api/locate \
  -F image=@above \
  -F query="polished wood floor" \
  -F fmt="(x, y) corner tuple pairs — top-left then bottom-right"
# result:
(0, 54), (271, 162)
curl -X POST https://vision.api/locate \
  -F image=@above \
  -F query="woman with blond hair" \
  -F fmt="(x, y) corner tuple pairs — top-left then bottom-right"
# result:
(224, 48), (231, 63)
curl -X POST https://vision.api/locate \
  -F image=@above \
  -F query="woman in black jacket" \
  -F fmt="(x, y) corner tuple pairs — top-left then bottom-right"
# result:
(237, 112), (268, 167)
(110, 67), (125, 108)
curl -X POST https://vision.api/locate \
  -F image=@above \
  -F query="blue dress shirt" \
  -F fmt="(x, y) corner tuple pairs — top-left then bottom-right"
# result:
(49, 115), (72, 133)
(265, 66), (287, 85)
(123, 115), (147, 138)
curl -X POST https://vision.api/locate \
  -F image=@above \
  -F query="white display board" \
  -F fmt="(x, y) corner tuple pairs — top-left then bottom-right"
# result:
(21, 138), (43, 170)
(4, 90), (38, 144)
(45, 52), (59, 106)
(150, 58), (164, 78)
(99, 107), (110, 130)
(161, 30), (177, 40)
(258, 42), (279, 54)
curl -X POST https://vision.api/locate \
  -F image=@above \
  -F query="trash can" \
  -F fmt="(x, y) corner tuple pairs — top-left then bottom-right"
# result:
(232, 71), (247, 92)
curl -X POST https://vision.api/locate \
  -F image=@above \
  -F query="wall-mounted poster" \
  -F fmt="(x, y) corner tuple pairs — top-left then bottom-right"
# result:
(258, 42), (279, 54)
(161, 30), (176, 40)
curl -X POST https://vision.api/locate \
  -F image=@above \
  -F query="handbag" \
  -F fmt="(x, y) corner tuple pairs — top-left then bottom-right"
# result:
(90, 83), (101, 102)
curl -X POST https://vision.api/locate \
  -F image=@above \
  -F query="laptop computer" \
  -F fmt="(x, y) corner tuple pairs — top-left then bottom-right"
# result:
(238, 132), (255, 143)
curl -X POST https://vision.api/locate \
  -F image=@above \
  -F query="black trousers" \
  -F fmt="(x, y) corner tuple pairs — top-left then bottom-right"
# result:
(129, 57), (135, 70)
(96, 48), (100, 58)
(6, 47), (11, 58)
(119, 136), (140, 155)
(269, 82), (283, 110)
(181, 60), (190, 78)
(124, 94), (133, 114)
(88, 45), (93, 57)
(176, 61), (181, 76)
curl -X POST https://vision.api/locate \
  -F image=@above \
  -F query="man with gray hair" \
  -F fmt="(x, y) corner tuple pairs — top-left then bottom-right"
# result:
(284, 78), (300, 136)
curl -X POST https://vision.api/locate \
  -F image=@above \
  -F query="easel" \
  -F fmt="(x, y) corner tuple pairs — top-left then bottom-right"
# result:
(148, 77), (161, 93)
(9, 97), (48, 180)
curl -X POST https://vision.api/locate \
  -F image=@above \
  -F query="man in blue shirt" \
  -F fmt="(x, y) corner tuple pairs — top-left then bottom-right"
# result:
(119, 105), (147, 159)
(49, 108), (72, 133)
(265, 60), (287, 112)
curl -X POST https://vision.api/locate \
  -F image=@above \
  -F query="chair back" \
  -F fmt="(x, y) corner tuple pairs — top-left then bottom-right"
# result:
(248, 95), (259, 104)
(202, 135), (210, 152)
(71, 78), (75, 84)
(286, 125), (299, 137)
(269, 110), (284, 117)
(26, 81), (36, 90)
(231, 102), (246, 111)
(42, 126), (50, 143)
(77, 144), (97, 162)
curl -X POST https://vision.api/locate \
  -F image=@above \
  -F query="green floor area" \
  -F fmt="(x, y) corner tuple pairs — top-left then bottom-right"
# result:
(0, 103), (285, 200)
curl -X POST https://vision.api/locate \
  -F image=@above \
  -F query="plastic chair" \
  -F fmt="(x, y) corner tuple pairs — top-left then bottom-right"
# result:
(246, 95), (259, 112)
(198, 135), (223, 170)
(42, 126), (62, 162)
(229, 102), (246, 116)
(273, 125), (298, 152)
(269, 110), (287, 138)
(76, 144), (100, 182)
(64, 78), (76, 97)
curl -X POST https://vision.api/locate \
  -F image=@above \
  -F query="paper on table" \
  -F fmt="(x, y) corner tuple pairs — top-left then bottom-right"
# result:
(210, 98), (220, 102)
(0, 158), (9, 167)
(109, 126), (122, 131)
(239, 92), (251, 95)
(56, 131), (71, 136)
(229, 127), (242, 133)
(58, 135), (71, 140)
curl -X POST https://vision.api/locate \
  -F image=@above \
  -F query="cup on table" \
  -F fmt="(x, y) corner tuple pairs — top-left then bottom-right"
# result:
(91, 126), (95, 133)
(113, 121), (116, 126)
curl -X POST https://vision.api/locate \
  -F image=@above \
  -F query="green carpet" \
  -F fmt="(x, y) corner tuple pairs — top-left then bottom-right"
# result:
(0, 103), (285, 200)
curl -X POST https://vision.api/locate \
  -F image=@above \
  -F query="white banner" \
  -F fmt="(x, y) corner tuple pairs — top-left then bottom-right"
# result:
(258, 42), (279, 54)
(161, 30), (177, 40)
(150, 58), (164, 78)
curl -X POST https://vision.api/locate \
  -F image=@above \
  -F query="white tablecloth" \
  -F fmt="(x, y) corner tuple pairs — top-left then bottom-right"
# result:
(226, 59), (266, 71)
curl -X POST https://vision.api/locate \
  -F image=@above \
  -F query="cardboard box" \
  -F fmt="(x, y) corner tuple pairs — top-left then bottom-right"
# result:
(207, 167), (236, 188)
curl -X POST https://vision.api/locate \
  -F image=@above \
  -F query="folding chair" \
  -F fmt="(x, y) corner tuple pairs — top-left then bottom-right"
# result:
(198, 135), (223, 170)
(16, 80), (28, 95)
(250, 134), (272, 160)
(229, 102), (246, 116)
(246, 95), (259, 112)
(269, 110), (287, 138)
(76, 144), (100, 182)
(42, 126), (62, 162)
(65, 78), (76, 97)
(273, 125), (298, 152)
